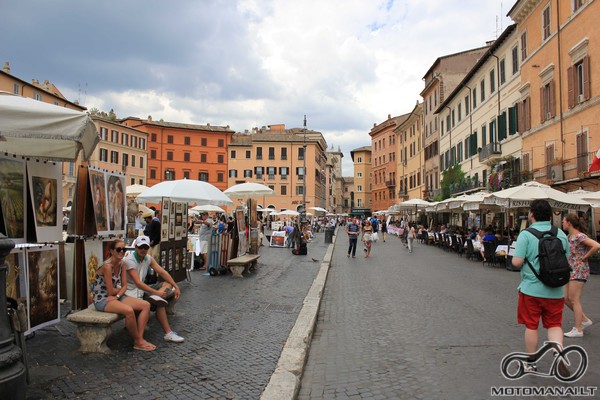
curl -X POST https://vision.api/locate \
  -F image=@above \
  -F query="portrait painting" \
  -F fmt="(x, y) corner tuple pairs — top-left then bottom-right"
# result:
(5, 249), (29, 332)
(27, 161), (62, 242)
(169, 220), (175, 240)
(175, 225), (182, 241)
(0, 156), (26, 242)
(27, 246), (60, 333)
(88, 167), (109, 235)
(161, 215), (169, 241)
(106, 173), (126, 233)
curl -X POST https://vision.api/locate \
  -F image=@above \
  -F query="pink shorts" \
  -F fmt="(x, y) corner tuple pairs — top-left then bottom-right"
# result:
(517, 291), (564, 330)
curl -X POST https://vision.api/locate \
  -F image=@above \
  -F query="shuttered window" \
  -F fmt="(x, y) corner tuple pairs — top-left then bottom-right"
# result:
(576, 132), (588, 173)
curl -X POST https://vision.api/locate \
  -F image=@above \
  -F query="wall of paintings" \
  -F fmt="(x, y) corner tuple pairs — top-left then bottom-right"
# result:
(88, 166), (126, 237)
(159, 199), (188, 282)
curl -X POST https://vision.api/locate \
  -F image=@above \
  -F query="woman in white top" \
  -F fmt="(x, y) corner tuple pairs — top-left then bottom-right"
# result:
(361, 220), (374, 258)
(406, 222), (416, 253)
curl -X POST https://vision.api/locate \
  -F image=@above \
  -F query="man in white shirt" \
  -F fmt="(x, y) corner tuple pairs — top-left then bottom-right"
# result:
(198, 212), (214, 269)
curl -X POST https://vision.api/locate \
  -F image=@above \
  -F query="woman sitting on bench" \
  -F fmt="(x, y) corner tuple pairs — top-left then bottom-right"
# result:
(91, 238), (156, 351)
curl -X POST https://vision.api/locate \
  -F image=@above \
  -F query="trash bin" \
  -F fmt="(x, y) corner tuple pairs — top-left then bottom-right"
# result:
(324, 227), (334, 244)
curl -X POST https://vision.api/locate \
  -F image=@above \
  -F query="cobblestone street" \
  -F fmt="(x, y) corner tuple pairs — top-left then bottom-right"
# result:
(298, 232), (600, 400)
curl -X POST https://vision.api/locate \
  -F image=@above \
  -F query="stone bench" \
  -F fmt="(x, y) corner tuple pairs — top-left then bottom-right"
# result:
(66, 305), (123, 354)
(227, 254), (260, 278)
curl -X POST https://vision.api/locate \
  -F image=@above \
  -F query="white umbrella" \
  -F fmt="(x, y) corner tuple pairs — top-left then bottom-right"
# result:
(0, 92), (99, 161)
(126, 184), (150, 196)
(484, 181), (590, 211)
(224, 182), (275, 198)
(276, 210), (300, 216)
(136, 179), (233, 205)
(308, 206), (328, 213)
(189, 205), (226, 214)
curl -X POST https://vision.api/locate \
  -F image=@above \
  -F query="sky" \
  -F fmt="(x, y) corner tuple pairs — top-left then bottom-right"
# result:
(0, 0), (513, 176)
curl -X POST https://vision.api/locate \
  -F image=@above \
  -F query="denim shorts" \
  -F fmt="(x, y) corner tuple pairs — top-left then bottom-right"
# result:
(94, 295), (128, 312)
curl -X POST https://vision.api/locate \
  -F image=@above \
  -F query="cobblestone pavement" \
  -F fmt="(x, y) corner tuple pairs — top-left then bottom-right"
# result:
(24, 234), (328, 400)
(298, 234), (600, 400)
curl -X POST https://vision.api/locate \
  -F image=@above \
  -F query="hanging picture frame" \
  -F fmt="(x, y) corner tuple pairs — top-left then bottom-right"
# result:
(84, 239), (103, 306)
(27, 160), (62, 242)
(88, 167), (109, 236)
(0, 155), (27, 243)
(105, 172), (126, 234)
(5, 249), (29, 333)
(26, 245), (60, 334)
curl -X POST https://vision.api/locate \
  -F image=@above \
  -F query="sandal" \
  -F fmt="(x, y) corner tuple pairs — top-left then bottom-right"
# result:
(133, 343), (156, 352)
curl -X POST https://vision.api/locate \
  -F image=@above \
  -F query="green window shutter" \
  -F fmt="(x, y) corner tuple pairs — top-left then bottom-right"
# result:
(498, 112), (507, 140)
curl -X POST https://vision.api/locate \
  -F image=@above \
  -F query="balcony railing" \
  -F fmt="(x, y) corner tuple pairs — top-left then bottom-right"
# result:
(386, 179), (395, 188)
(448, 180), (484, 196)
(398, 189), (408, 196)
(478, 142), (502, 162)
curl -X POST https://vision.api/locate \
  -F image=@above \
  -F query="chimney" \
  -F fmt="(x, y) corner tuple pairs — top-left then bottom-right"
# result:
(43, 80), (50, 90)
(3, 61), (10, 74)
(147, 115), (152, 121)
(32, 79), (39, 85)
(207, 123), (210, 126)
(388, 114), (391, 119)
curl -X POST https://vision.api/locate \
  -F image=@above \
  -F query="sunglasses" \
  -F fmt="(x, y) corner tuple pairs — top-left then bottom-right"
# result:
(114, 247), (126, 253)
(137, 245), (150, 250)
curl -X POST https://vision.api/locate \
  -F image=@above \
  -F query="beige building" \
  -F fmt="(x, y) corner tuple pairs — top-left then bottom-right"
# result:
(436, 24), (523, 197)
(227, 124), (328, 211)
(350, 146), (372, 215)
(396, 102), (424, 201)
(341, 177), (355, 214)
(325, 146), (344, 214)
(421, 46), (490, 199)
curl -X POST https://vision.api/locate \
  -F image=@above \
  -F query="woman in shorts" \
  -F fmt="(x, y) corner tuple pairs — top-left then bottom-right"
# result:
(561, 214), (600, 337)
(91, 238), (155, 351)
(361, 219), (374, 258)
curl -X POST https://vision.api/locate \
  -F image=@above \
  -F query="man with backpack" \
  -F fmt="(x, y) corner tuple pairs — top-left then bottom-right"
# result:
(511, 199), (570, 372)
(370, 216), (379, 242)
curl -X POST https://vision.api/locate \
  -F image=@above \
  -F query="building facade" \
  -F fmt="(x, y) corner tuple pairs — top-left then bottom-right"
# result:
(227, 124), (328, 211)
(325, 146), (344, 214)
(396, 102), (424, 201)
(350, 146), (372, 215)
(341, 177), (355, 214)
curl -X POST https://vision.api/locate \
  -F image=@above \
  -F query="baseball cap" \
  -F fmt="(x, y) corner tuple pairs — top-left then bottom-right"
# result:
(135, 236), (151, 248)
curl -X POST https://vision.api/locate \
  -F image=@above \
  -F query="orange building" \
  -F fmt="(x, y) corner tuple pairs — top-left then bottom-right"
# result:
(121, 117), (234, 191)
(350, 146), (372, 215)
(508, 0), (600, 190)
(369, 114), (408, 212)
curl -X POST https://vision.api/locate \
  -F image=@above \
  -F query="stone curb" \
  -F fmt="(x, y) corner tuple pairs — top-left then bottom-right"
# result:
(260, 230), (338, 399)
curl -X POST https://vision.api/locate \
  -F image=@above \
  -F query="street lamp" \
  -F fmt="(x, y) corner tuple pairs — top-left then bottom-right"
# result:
(301, 114), (307, 224)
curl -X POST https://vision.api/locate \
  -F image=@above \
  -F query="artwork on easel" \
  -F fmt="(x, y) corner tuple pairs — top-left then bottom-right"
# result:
(27, 160), (62, 242)
(174, 247), (180, 271)
(88, 167), (109, 235)
(182, 204), (188, 239)
(0, 155), (26, 243)
(5, 249), (29, 332)
(84, 240), (103, 305)
(26, 245), (60, 334)
(106, 172), (126, 234)
(161, 199), (170, 241)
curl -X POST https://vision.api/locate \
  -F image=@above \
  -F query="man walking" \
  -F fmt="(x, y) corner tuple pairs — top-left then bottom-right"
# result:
(346, 217), (360, 258)
(198, 212), (214, 270)
(511, 199), (569, 371)
(142, 210), (161, 262)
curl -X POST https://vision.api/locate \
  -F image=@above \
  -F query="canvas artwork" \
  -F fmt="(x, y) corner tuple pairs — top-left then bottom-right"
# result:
(168, 248), (174, 272)
(169, 220), (175, 240)
(175, 225), (182, 241)
(175, 202), (183, 213)
(161, 214), (169, 241)
(160, 249), (167, 269)
(27, 161), (62, 242)
(106, 173), (126, 233)
(5, 249), (29, 333)
(27, 246), (60, 333)
(84, 240), (103, 305)
(170, 201), (176, 220)
(0, 156), (26, 242)
(174, 247), (180, 271)
(88, 167), (109, 235)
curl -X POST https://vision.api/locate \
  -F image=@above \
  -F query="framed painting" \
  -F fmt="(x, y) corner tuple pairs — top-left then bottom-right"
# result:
(0, 155), (26, 243)
(105, 172), (126, 234)
(26, 245), (60, 334)
(84, 239), (103, 306)
(88, 167), (109, 235)
(27, 160), (62, 242)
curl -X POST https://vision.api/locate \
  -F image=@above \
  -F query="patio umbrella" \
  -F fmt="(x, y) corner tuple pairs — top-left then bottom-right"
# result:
(484, 181), (590, 211)
(189, 205), (226, 214)
(398, 198), (433, 215)
(224, 182), (275, 198)
(136, 179), (233, 205)
(276, 210), (300, 216)
(0, 92), (99, 161)
(571, 189), (600, 207)
(308, 206), (328, 213)
(126, 184), (150, 197)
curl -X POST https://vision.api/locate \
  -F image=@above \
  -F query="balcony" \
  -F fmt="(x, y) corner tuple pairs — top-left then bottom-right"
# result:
(448, 180), (484, 196)
(386, 179), (395, 188)
(398, 189), (408, 197)
(478, 142), (502, 162)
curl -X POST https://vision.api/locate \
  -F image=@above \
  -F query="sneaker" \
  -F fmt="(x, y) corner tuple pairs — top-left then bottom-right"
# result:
(564, 327), (584, 338)
(164, 331), (185, 343)
(523, 362), (537, 372)
(363, 248), (368, 253)
(582, 319), (593, 330)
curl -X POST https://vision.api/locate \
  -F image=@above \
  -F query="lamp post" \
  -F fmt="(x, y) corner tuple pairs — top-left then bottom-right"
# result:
(301, 115), (307, 224)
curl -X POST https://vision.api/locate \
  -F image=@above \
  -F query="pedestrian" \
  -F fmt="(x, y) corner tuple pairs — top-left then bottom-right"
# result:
(406, 221), (416, 253)
(92, 238), (155, 351)
(346, 217), (360, 258)
(62, 213), (69, 231)
(561, 213), (598, 337)
(380, 218), (387, 242)
(361, 219), (373, 258)
(124, 236), (185, 343)
(142, 210), (161, 263)
(198, 212), (214, 270)
(511, 200), (569, 372)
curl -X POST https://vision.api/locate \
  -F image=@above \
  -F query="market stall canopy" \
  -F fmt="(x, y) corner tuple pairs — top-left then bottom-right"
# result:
(275, 210), (300, 216)
(126, 184), (150, 197)
(0, 92), (99, 161)
(136, 179), (233, 205)
(568, 189), (600, 208)
(223, 182), (275, 198)
(483, 181), (590, 211)
(308, 206), (328, 213)
(189, 205), (226, 214)
(397, 198), (432, 210)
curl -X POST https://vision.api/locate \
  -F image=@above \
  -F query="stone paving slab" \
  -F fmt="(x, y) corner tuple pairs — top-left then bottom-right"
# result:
(298, 235), (600, 400)
(24, 235), (329, 400)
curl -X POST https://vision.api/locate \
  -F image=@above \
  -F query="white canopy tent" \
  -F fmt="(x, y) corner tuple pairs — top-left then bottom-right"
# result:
(483, 181), (590, 211)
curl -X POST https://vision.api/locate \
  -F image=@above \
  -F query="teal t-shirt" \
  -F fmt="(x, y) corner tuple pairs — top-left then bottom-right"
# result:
(513, 221), (570, 299)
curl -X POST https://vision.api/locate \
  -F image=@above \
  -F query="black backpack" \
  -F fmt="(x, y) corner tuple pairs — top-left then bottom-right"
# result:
(525, 226), (571, 288)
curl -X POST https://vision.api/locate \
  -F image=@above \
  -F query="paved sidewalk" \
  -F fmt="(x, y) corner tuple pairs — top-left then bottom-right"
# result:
(298, 234), (600, 399)
(25, 234), (329, 400)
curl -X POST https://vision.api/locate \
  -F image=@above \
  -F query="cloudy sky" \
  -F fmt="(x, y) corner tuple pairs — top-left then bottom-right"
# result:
(1, 0), (512, 176)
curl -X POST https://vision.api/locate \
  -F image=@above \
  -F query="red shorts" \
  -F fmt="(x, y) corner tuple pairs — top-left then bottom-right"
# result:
(517, 291), (565, 330)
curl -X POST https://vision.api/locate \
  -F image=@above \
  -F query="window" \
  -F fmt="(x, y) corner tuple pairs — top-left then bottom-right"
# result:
(244, 169), (252, 178)
(458, 104), (462, 122)
(545, 144), (555, 178)
(183, 171), (190, 179)
(490, 69), (496, 93)
(512, 46), (519, 75)
(217, 154), (224, 164)
(200, 153), (207, 163)
(357, 156), (362, 163)
(465, 95), (470, 115)
(281, 186), (287, 195)
(499, 59), (506, 85)
(139, 138), (146, 150)
(167, 135), (173, 144)
(100, 148), (108, 161)
(573, 0), (586, 12)
(218, 139), (224, 147)
(357, 185), (362, 192)
(255, 166), (263, 179)
(217, 172), (224, 182)
(473, 88), (477, 109)
(296, 186), (304, 195)
(451, 109), (456, 127)
(140, 157), (144, 168)
(231, 150), (236, 159)
(357, 198), (363, 207)
(185, 136), (190, 145)
(201, 138), (207, 146)
(111, 130), (119, 143)
(481, 125), (487, 147)
(542, 6), (551, 40)
(457, 142), (463, 163)
(522, 153), (530, 172)
(122, 153), (129, 167)
(256, 147), (263, 160)
(246, 150), (251, 159)
(268, 147), (275, 160)
(111, 151), (119, 164)
(508, 105), (519, 135)
(298, 147), (304, 160)
(540, 80), (556, 122)
(281, 148), (287, 160)
(357, 172), (362, 178)
(568, 57), (591, 108)
(150, 149), (156, 159)
(122, 133), (129, 146)
(184, 153), (190, 162)
(12, 83), (18, 94)
(296, 167), (305, 180)
(131, 136), (138, 148)
(267, 167), (276, 180)
(167, 151), (173, 161)
(131, 155), (136, 167)
(199, 172), (209, 181)
(151, 133), (157, 142)
(480, 79), (486, 102)
(165, 169), (175, 181)
(576, 131), (588, 173)
(279, 167), (288, 179)
(100, 127), (108, 140)
(518, 96), (532, 132)
(229, 169), (238, 178)
(150, 169), (156, 179)
(520, 32), (528, 61)
(34, 92), (42, 101)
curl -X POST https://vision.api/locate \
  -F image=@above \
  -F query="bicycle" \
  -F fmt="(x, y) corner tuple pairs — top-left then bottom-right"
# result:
(501, 341), (587, 383)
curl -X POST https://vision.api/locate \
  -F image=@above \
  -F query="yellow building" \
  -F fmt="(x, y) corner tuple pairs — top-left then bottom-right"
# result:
(326, 146), (344, 214)
(227, 124), (328, 211)
(341, 177), (354, 214)
(508, 0), (600, 190)
(396, 102), (424, 201)
(350, 146), (372, 215)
